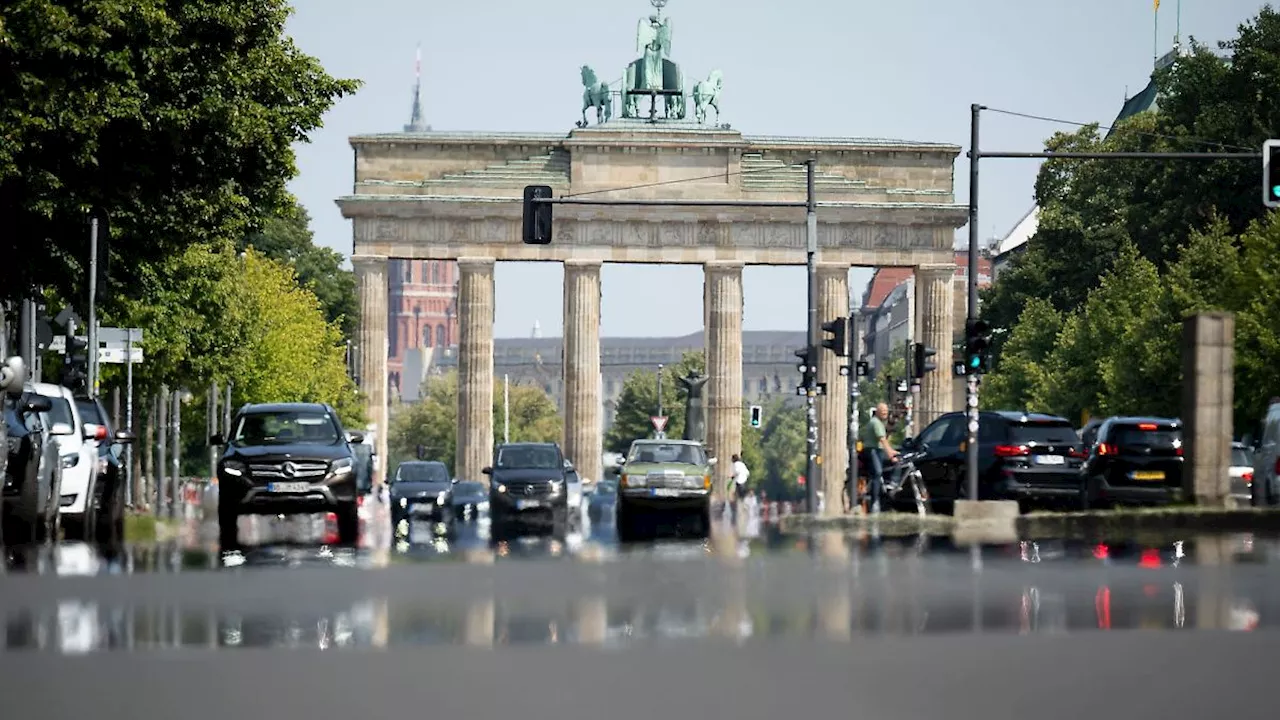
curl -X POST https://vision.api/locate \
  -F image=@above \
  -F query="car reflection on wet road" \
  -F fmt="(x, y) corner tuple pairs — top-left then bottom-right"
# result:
(0, 497), (1276, 655)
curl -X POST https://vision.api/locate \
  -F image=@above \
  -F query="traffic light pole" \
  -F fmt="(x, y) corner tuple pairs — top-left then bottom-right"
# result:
(965, 103), (1262, 501)
(88, 216), (99, 397)
(804, 159), (820, 515)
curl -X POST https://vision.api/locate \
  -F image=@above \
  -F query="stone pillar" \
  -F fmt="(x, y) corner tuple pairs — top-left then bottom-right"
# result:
(353, 255), (389, 486)
(562, 260), (603, 483)
(456, 257), (496, 483)
(915, 264), (956, 430)
(1181, 313), (1235, 506)
(704, 261), (744, 499)
(816, 264), (850, 516)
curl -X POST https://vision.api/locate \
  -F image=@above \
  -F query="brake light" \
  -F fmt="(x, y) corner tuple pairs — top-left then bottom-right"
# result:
(357, 494), (365, 508)
(993, 444), (1028, 457)
(1139, 549), (1161, 568)
(1138, 423), (1158, 430)
(1244, 470), (1254, 486)
(1097, 443), (1119, 456)
(1068, 448), (1088, 459)
(1175, 445), (1183, 456)
(94, 425), (108, 440)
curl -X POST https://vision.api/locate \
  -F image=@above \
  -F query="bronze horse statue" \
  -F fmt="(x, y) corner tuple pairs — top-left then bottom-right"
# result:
(579, 66), (612, 127)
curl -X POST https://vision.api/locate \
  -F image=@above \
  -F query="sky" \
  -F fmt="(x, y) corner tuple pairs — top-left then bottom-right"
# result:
(283, 0), (1266, 339)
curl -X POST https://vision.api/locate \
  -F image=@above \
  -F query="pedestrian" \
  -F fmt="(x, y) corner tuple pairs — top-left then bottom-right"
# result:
(730, 453), (750, 520)
(859, 403), (899, 514)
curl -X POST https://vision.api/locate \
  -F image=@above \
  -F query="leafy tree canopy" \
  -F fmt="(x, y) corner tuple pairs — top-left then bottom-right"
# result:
(0, 0), (359, 307)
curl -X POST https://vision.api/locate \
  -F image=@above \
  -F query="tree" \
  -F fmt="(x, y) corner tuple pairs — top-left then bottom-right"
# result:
(388, 372), (562, 477)
(241, 200), (358, 341)
(604, 352), (705, 453)
(980, 298), (1063, 411)
(0, 0), (359, 307)
(758, 398), (805, 500)
(232, 249), (363, 427)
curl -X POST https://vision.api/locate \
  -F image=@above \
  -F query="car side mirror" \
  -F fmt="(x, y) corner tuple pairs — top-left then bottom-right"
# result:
(114, 430), (136, 444)
(901, 436), (917, 451)
(481, 466), (492, 475)
(83, 423), (108, 441)
(346, 431), (364, 444)
(50, 422), (74, 436)
(209, 433), (225, 446)
(708, 457), (718, 466)
(25, 395), (52, 414)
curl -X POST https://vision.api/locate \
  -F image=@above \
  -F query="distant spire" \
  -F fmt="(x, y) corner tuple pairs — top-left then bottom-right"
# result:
(404, 44), (431, 132)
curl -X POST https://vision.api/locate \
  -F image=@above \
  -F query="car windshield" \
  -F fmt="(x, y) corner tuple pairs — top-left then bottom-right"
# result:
(495, 446), (560, 469)
(396, 462), (450, 483)
(46, 397), (74, 429)
(232, 411), (339, 445)
(75, 400), (104, 427)
(455, 481), (484, 494)
(628, 442), (706, 465)
(1232, 447), (1253, 467)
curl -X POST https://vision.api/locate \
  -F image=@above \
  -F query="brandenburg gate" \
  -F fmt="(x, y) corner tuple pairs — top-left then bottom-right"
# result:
(337, 1), (967, 512)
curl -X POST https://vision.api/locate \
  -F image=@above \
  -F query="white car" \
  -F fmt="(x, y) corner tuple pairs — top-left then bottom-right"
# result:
(30, 383), (102, 539)
(1230, 442), (1255, 502)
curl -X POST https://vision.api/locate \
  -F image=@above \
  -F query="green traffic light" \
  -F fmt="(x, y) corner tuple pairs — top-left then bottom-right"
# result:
(1272, 185), (1280, 198)
(968, 355), (981, 369)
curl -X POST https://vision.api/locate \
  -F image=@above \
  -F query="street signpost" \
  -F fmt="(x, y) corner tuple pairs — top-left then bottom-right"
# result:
(651, 415), (668, 435)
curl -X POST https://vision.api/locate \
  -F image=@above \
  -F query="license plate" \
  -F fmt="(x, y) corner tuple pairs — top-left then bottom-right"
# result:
(651, 488), (680, 497)
(266, 482), (310, 493)
(410, 503), (436, 514)
(515, 499), (541, 510)
(1034, 455), (1065, 466)
(1133, 471), (1165, 481)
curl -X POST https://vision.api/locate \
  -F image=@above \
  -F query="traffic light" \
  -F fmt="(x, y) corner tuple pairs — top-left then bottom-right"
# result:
(749, 405), (762, 428)
(820, 316), (848, 356)
(1264, 140), (1280, 208)
(912, 342), (937, 379)
(62, 336), (89, 392)
(522, 185), (553, 244)
(964, 318), (992, 374)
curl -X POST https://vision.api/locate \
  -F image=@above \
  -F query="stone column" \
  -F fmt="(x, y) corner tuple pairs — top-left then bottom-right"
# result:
(456, 257), (496, 483)
(562, 260), (603, 483)
(705, 262), (743, 499)
(816, 264), (850, 516)
(353, 255), (389, 486)
(915, 264), (956, 430)
(1181, 313), (1235, 507)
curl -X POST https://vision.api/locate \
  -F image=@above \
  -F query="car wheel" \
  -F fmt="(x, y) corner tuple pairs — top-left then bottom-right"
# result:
(96, 481), (125, 547)
(335, 502), (360, 546)
(218, 504), (240, 549)
(6, 460), (42, 545)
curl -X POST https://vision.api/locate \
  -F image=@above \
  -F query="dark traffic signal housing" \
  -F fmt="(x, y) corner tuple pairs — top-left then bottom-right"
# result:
(522, 185), (553, 244)
(61, 336), (89, 392)
(911, 342), (937, 379)
(820, 316), (848, 356)
(1265, 140), (1280, 209)
(964, 318), (992, 374)
(749, 405), (762, 428)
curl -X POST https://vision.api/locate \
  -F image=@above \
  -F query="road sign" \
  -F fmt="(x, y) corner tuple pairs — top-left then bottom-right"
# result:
(98, 347), (143, 364)
(97, 327), (144, 344)
(651, 415), (668, 432)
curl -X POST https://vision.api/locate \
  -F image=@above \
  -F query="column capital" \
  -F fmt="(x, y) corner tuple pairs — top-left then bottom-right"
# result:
(704, 260), (744, 273)
(915, 263), (957, 279)
(457, 256), (496, 270)
(350, 254), (388, 271)
(815, 262), (851, 279)
(563, 259), (603, 271)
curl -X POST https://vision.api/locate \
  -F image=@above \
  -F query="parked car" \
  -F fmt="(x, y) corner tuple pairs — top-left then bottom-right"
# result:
(613, 438), (713, 539)
(74, 395), (135, 544)
(1230, 442), (1255, 502)
(1081, 417), (1184, 509)
(485, 442), (570, 528)
(564, 460), (584, 514)
(1253, 399), (1280, 507)
(905, 411), (1085, 510)
(212, 403), (363, 547)
(29, 383), (100, 541)
(389, 460), (455, 529)
(3, 385), (61, 543)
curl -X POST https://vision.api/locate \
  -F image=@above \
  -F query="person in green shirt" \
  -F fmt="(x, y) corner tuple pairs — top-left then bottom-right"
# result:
(860, 403), (899, 513)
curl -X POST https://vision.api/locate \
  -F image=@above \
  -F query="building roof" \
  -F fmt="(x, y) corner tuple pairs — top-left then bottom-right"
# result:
(994, 206), (1040, 258)
(860, 268), (914, 310)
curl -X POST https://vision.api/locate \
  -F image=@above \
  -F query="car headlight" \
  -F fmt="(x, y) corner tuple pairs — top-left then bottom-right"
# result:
(330, 458), (353, 476)
(221, 459), (247, 477)
(549, 480), (563, 494)
(437, 491), (448, 505)
(61, 454), (79, 469)
(399, 497), (407, 509)
(621, 474), (645, 488)
(494, 483), (507, 494)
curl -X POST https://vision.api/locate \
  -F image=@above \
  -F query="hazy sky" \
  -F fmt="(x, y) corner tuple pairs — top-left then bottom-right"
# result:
(284, 0), (1264, 338)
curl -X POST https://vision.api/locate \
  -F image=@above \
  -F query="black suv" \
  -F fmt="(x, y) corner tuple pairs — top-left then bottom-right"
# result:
(484, 442), (569, 527)
(211, 403), (363, 547)
(907, 411), (1085, 509)
(1081, 417), (1183, 509)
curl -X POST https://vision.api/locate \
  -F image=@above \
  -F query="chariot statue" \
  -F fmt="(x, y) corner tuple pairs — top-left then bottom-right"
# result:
(622, 0), (685, 121)
(579, 66), (612, 127)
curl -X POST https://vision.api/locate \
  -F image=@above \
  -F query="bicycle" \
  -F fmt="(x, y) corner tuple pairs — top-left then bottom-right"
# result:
(849, 446), (931, 516)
